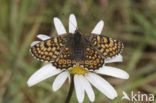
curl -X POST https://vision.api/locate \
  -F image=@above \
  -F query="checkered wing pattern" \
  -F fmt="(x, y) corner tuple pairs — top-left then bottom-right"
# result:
(52, 47), (76, 69)
(79, 46), (104, 70)
(52, 45), (104, 70)
(88, 34), (123, 58)
(30, 35), (68, 62)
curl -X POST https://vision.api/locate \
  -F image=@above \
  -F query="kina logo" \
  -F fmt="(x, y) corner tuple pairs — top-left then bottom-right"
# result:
(121, 91), (155, 102)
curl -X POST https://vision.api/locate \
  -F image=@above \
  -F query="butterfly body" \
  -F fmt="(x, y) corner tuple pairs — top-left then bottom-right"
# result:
(30, 31), (123, 70)
(72, 31), (85, 60)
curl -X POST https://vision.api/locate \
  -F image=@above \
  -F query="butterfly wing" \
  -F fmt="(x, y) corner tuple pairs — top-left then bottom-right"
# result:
(86, 34), (123, 58)
(79, 45), (104, 70)
(30, 34), (69, 62)
(52, 46), (77, 69)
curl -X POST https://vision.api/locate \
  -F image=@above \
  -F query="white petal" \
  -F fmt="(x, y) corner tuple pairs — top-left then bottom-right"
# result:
(91, 20), (104, 34)
(53, 17), (66, 35)
(27, 64), (61, 87)
(105, 54), (123, 63)
(52, 71), (69, 91)
(69, 14), (77, 33)
(74, 75), (85, 103)
(85, 73), (117, 99)
(37, 34), (50, 40)
(95, 66), (129, 79)
(31, 41), (40, 47)
(79, 75), (95, 102)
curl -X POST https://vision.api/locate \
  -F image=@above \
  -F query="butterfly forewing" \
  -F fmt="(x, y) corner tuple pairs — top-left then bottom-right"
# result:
(87, 34), (123, 58)
(30, 34), (69, 62)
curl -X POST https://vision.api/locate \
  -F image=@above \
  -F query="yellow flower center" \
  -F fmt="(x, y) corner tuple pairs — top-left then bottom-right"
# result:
(68, 65), (88, 75)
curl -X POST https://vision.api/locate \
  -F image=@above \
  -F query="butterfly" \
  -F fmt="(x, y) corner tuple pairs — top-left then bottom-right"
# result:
(30, 30), (123, 70)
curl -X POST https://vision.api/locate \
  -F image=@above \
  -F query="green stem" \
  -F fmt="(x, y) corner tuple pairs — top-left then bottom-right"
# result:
(65, 75), (74, 103)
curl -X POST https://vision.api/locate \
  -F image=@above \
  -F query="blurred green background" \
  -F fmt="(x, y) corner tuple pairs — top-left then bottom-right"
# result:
(0, 0), (156, 103)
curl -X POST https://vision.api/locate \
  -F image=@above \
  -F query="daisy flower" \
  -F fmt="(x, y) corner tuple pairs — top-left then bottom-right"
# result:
(27, 14), (129, 103)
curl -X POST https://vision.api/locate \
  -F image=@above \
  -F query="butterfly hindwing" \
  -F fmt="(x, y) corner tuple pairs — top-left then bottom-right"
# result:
(30, 34), (69, 62)
(52, 46), (76, 69)
(87, 34), (123, 58)
(79, 45), (104, 70)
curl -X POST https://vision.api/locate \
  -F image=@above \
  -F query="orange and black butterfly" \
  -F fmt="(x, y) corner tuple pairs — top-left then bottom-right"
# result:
(30, 30), (123, 70)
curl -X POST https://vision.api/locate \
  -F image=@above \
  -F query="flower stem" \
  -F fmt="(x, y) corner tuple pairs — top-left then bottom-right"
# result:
(65, 75), (74, 103)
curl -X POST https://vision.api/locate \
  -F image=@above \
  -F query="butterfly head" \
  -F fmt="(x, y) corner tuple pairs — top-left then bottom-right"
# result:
(74, 30), (82, 41)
